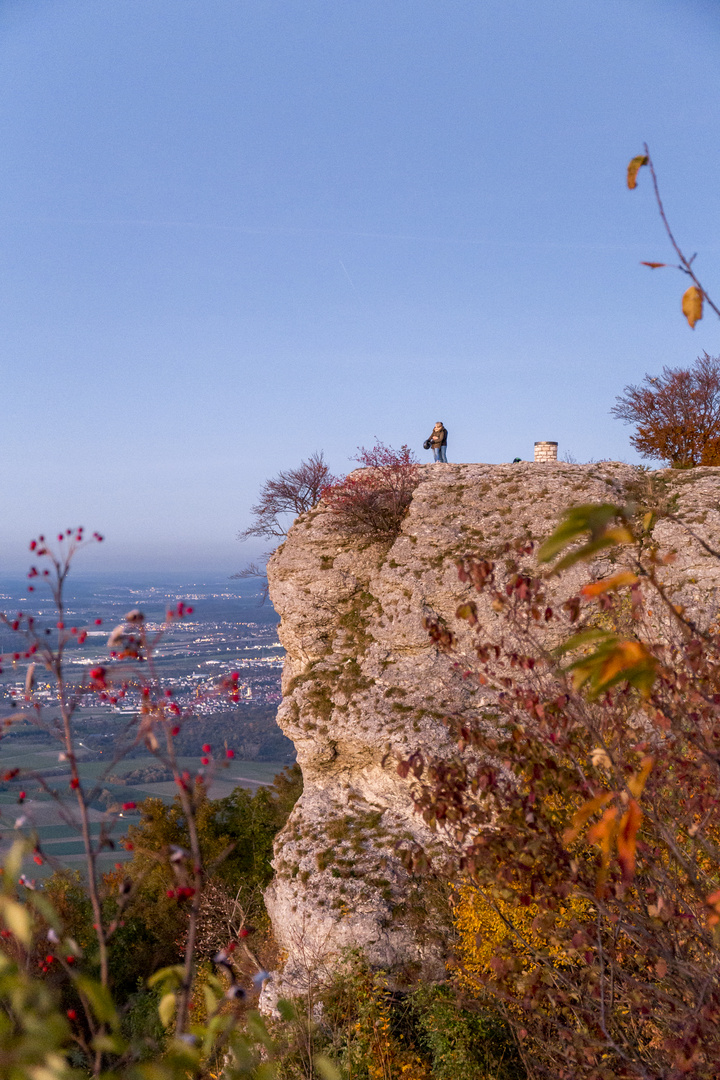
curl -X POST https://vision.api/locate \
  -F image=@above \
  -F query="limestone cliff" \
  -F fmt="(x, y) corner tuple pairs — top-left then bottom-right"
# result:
(264, 461), (720, 994)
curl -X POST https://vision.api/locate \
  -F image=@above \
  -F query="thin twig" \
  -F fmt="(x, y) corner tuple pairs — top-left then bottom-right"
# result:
(644, 143), (720, 320)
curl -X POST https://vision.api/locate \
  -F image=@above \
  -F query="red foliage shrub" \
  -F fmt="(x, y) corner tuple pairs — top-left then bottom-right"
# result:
(321, 441), (420, 542)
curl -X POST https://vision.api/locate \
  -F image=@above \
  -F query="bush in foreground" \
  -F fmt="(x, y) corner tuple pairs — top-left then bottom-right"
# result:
(402, 504), (720, 1078)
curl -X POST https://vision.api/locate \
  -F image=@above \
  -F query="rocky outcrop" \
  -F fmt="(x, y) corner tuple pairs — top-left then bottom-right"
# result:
(263, 461), (720, 996)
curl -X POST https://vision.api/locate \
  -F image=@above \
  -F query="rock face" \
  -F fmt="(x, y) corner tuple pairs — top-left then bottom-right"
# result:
(264, 461), (720, 995)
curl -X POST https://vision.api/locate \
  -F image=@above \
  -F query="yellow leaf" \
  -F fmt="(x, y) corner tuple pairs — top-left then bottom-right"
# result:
(158, 992), (176, 1029)
(682, 285), (703, 329)
(640, 261), (666, 269)
(0, 897), (32, 947)
(603, 526), (635, 546)
(627, 154), (648, 189)
(455, 602), (478, 626)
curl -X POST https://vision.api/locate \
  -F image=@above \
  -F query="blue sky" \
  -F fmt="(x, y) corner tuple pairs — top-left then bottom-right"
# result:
(1, 0), (719, 574)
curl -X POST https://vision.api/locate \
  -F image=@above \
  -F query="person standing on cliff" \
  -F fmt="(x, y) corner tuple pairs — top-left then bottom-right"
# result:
(426, 421), (448, 463)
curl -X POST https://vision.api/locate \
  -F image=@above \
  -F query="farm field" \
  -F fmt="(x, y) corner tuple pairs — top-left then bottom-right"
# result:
(0, 740), (288, 880)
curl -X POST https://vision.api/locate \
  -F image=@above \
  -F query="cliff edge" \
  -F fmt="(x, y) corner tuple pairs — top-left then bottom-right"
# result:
(264, 461), (720, 995)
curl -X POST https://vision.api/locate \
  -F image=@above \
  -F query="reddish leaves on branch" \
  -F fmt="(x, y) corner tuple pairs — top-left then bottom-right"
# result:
(321, 441), (420, 542)
(398, 506), (720, 1078)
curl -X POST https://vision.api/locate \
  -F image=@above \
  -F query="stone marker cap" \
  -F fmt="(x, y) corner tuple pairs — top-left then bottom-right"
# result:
(534, 441), (558, 463)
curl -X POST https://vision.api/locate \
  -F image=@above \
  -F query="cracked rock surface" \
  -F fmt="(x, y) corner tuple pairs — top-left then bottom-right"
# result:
(263, 461), (720, 998)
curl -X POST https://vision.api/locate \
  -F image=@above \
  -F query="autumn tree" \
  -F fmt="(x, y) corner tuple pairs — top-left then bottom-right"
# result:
(238, 451), (338, 543)
(611, 352), (720, 466)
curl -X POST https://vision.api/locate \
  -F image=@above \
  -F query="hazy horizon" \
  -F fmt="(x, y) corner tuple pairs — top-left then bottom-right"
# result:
(3, 0), (719, 571)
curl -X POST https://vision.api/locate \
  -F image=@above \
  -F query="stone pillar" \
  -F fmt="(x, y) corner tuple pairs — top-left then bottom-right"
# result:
(534, 441), (558, 463)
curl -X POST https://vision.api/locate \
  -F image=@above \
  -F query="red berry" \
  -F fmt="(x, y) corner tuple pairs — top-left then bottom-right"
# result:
(171, 725), (180, 736)
(95, 618), (102, 625)
(164, 688), (173, 697)
(186, 606), (194, 614)
(66, 956), (75, 964)
(18, 792), (25, 801)
(67, 1009), (77, 1020)
(202, 744), (211, 753)
(34, 856), (43, 865)
(70, 778), (79, 789)
(239, 927), (249, 938)
(201, 757), (209, 766)
(226, 749), (235, 759)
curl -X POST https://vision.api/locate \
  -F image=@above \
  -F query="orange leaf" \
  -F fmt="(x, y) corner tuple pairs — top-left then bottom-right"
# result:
(627, 755), (654, 798)
(587, 806), (619, 891)
(682, 285), (703, 329)
(617, 798), (641, 883)
(563, 792), (614, 846)
(598, 640), (651, 686)
(587, 806), (618, 850)
(640, 261), (666, 269)
(627, 154), (648, 189)
(581, 572), (639, 598)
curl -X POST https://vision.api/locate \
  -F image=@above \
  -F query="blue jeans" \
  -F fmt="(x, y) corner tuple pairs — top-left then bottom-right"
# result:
(433, 446), (447, 462)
